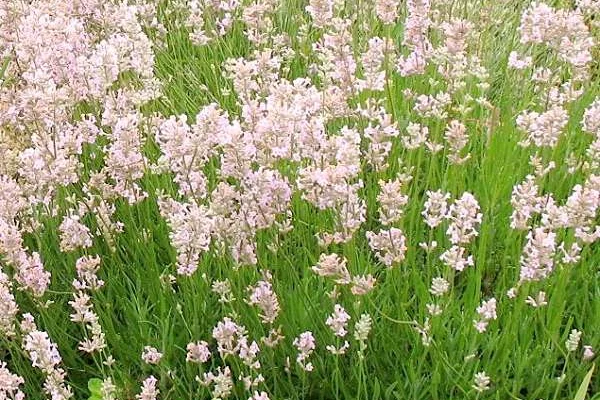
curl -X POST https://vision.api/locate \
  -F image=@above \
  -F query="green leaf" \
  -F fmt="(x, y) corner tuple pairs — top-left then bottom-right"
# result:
(372, 378), (381, 400)
(88, 378), (103, 395)
(0, 57), (10, 81)
(574, 364), (595, 400)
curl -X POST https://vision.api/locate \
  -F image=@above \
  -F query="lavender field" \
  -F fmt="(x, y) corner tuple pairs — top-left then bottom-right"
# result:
(0, 0), (598, 399)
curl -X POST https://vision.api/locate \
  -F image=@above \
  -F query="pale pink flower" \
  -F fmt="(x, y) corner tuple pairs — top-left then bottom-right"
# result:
(426, 303), (443, 316)
(357, 37), (388, 92)
(422, 190), (450, 228)
(73, 255), (103, 291)
(238, 336), (261, 369)
(366, 228), (408, 267)
(566, 329), (582, 352)
(477, 298), (498, 320)
(508, 51), (532, 69)
(403, 0), (431, 47)
(354, 313), (372, 343)
(136, 376), (159, 400)
(213, 317), (242, 357)
(440, 19), (473, 55)
(351, 275), (376, 295)
(377, 178), (409, 225)
(69, 292), (96, 324)
(326, 304), (351, 337)
(473, 298), (497, 333)
(473, 371), (491, 392)
(510, 175), (543, 230)
(157, 197), (212, 276)
(0, 361), (25, 400)
(440, 245), (474, 272)
(212, 279), (235, 303)
(519, 227), (556, 283)
(375, 0), (400, 24)
(306, 0), (334, 28)
(186, 341), (211, 363)
(413, 92), (451, 119)
(293, 331), (316, 371)
(326, 340), (350, 355)
(312, 253), (351, 284)
(198, 366), (233, 399)
(247, 278), (280, 324)
(516, 106), (569, 148)
(519, 3), (593, 71)
(429, 277), (450, 296)
(249, 391), (270, 400)
(525, 291), (548, 307)
(0, 272), (18, 336)
(23, 326), (72, 399)
(444, 120), (470, 164)
(0, 175), (26, 220)
(141, 346), (163, 365)
(402, 122), (429, 150)
(582, 97), (600, 136)
(446, 192), (482, 245)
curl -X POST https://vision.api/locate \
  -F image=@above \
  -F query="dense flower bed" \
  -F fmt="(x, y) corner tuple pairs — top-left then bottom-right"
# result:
(0, 0), (598, 399)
